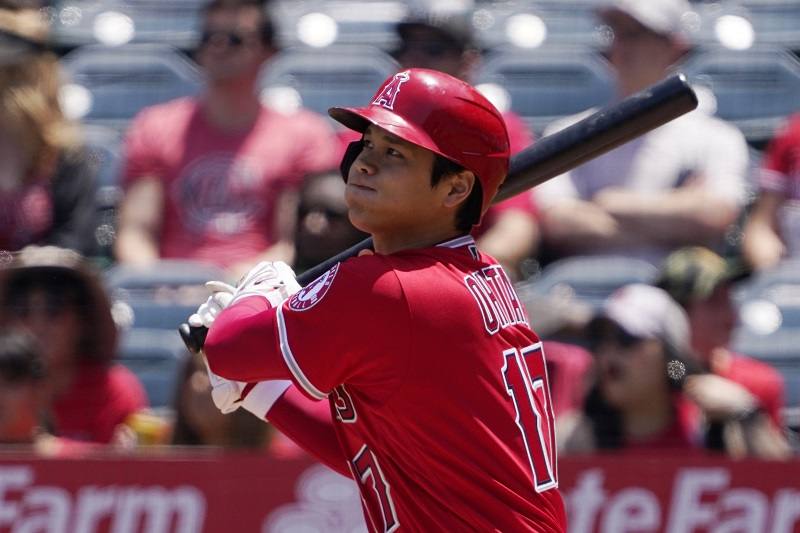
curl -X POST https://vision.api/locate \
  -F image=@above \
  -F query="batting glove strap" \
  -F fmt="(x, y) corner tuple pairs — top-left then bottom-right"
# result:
(241, 380), (292, 419)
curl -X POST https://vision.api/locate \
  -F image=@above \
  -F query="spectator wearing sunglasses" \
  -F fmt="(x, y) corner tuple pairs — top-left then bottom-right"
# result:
(0, 246), (147, 444)
(116, 0), (339, 279)
(557, 284), (705, 454)
(387, 5), (541, 280)
(558, 283), (792, 458)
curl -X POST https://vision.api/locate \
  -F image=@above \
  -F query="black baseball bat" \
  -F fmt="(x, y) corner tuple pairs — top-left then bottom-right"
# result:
(179, 73), (698, 353)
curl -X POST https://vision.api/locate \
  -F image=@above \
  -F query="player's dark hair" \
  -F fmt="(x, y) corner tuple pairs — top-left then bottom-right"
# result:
(202, 0), (276, 48)
(430, 155), (483, 232)
(0, 331), (44, 384)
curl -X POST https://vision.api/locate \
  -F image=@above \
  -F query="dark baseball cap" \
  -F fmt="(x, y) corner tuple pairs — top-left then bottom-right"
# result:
(656, 247), (750, 307)
(396, 6), (475, 51)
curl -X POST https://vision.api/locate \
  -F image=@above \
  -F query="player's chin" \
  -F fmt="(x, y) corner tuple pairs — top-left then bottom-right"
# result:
(345, 182), (377, 201)
(344, 204), (375, 234)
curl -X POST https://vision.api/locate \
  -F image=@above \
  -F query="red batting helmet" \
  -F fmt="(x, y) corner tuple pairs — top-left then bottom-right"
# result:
(328, 68), (510, 217)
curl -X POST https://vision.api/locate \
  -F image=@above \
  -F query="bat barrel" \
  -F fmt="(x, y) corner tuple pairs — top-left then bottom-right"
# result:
(495, 73), (698, 202)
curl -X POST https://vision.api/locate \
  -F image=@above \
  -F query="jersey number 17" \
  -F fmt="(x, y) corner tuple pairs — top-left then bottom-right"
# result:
(501, 342), (558, 493)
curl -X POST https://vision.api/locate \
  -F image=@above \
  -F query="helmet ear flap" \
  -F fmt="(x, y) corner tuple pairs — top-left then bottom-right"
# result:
(339, 141), (363, 183)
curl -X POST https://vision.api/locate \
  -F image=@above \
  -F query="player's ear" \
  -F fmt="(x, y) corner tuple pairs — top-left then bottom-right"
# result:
(441, 170), (475, 209)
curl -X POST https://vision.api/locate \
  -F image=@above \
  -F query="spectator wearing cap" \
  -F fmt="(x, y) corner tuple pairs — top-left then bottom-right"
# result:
(558, 282), (790, 458)
(388, 5), (541, 280)
(536, 0), (748, 266)
(0, 246), (148, 444)
(742, 113), (800, 271)
(657, 246), (791, 458)
(558, 284), (705, 454)
(0, 7), (99, 256)
(115, 0), (339, 279)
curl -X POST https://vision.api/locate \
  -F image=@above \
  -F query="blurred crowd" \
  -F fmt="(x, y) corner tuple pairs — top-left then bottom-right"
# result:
(0, 0), (799, 462)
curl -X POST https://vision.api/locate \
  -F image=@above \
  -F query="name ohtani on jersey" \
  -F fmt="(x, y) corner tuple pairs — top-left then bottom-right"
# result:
(464, 265), (528, 334)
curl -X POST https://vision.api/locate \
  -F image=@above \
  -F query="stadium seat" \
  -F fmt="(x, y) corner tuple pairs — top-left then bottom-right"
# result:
(60, 44), (202, 131)
(682, 47), (800, 145)
(83, 124), (123, 191)
(118, 327), (190, 408)
(105, 260), (228, 331)
(49, 0), (205, 50)
(473, 0), (607, 51)
(258, 45), (399, 118)
(693, 0), (800, 55)
(473, 47), (615, 136)
(270, 0), (409, 50)
(732, 259), (800, 412)
(516, 255), (659, 311)
(82, 124), (123, 260)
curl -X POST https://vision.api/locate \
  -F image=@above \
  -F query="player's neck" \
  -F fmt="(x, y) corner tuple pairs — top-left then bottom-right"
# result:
(372, 225), (464, 255)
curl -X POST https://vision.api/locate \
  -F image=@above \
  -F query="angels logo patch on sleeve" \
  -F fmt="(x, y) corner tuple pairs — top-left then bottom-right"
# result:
(288, 263), (340, 311)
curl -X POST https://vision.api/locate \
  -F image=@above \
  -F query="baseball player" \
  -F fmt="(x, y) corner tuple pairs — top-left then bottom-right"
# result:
(191, 68), (566, 531)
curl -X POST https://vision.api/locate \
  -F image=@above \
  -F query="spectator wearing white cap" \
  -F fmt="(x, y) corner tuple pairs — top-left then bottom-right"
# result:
(536, 0), (748, 266)
(557, 283), (792, 458)
(558, 284), (705, 454)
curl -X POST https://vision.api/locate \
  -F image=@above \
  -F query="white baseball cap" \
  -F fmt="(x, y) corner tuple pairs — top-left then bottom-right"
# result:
(594, 283), (691, 355)
(597, 0), (693, 38)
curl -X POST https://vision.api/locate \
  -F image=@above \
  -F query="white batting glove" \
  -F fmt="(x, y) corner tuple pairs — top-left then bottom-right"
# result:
(186, 261), (300, 329)
(188, 281), (236, 329)
(232, 260), (302, 307)
(186, 262), (300, 414)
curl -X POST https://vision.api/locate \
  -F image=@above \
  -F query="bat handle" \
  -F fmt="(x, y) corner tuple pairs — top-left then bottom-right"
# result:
(179, 323), (207, 354)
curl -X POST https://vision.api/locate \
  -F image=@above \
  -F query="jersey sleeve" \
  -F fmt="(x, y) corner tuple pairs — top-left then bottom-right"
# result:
(759, 114), (800, 195)
(205, 256), (411, 403)
(266, 386), (350, 477)
(277, 256), (410, 402)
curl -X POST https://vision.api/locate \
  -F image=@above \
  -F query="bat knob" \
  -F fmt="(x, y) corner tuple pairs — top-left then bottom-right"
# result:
(179, 323), (208, 354)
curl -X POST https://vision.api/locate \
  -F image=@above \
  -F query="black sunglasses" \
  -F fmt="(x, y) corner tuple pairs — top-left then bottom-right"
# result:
(588, 320), (645, 351)
(396, 41), (462, 59)
(200, 29), (251, 48)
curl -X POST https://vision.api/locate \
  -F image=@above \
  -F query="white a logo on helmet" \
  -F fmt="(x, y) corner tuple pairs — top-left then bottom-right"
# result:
(371, 71), (410, 110)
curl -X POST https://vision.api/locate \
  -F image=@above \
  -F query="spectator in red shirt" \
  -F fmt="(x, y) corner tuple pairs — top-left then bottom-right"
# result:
(656, 246), (792, 458)
(115, 0), (339, 278)
(0, 246), (147, 444)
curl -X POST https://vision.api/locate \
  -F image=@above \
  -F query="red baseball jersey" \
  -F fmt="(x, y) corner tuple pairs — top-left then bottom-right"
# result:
(211, 236), (566, 531)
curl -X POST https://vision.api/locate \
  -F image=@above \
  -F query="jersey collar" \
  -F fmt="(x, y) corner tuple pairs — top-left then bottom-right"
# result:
(436, 235), (476, 249)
